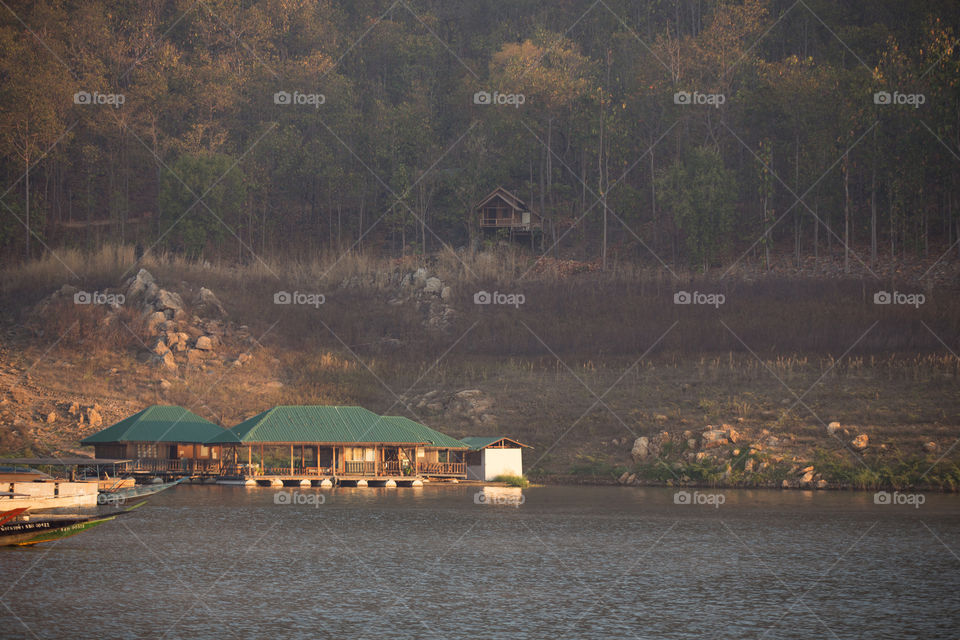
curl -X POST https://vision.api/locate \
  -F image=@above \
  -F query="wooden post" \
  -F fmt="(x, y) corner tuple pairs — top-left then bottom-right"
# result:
(289, 445), (294, 475)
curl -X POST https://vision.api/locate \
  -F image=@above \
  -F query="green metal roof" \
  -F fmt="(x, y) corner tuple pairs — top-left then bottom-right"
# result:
(207, 406), (462, 446)
(379, 416), (468, 449)
(80, 405), (224, 445)
(461, 436), (531, 450)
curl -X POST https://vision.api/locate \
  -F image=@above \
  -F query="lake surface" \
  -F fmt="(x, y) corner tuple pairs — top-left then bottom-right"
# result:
(1, 485), (958, 639)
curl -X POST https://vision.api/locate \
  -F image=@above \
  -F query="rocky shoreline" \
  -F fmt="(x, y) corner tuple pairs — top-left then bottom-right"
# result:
(540, 474), (958, 493)
(546, 423), (957, 492)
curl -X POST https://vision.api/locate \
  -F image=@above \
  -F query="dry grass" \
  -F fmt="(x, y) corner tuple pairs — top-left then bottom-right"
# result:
(2, 244), (957, 475)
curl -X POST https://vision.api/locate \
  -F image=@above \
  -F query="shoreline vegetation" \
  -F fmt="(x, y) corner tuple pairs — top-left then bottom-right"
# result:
(547, 458), (960, 492)
(0, 245), (956, 495)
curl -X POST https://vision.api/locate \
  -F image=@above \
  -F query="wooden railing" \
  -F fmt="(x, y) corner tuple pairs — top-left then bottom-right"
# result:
(127, 459), (465, 478)
(480, 216), (540, 230)
(381, 461), (406, 474)
(419, 462), (466, 476)
(131, 458), (223, 474)
(344, 460), (376, 475)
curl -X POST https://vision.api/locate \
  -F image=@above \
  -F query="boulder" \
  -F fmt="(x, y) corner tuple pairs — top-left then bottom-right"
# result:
(850, 434), (869, 451)
(631, 437), (651, 461)
(923, 441), (938, 453)
(154, 289), (184, 313)
(827, 421), (842, 436)
(161, 351), (177, 372)
(145, 311), (167, 334)
(195, 287), (227, 317)
(46, 411), (57, 424)
(412, 268), (428, 287)
(424, 277), (442, 294)
(618, 471), (631, 485)
(701, 428), (729, 449)
(195, 336), (213, 351)
(159, 379), (172, 391)
(68, 401), (80, 416)
(143, 282), (159, 304)
(87, 408), (102, 428)
(186, 349), (206, 366)
(152, 339), (170, 356)
(126, 269), (155, 299)
(725, 427), (740, 443)
(440, 286), (452, 301)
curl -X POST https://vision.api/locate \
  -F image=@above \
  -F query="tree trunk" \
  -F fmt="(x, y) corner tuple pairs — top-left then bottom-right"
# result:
(843, 153), (850, 274)
(25, 154), (30, 261)
(870, 128), (877, 268)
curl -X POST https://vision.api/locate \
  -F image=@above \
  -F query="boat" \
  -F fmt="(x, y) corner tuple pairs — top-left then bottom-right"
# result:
(0, 502), (144, 547)
(97, 477), (185, 504)
(0, 475), (100, 511)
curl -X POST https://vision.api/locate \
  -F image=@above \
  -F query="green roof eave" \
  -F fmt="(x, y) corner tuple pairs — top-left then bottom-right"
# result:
(80, 405), (224, 445)
(379, 416), (468, 449)
(209, 406), (459, 445)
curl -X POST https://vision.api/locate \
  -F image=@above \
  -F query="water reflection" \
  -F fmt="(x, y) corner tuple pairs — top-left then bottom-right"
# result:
(1, 485), (957, 639)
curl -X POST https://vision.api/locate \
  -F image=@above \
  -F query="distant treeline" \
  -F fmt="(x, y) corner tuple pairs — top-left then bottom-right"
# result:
(0, 0), (958, 270)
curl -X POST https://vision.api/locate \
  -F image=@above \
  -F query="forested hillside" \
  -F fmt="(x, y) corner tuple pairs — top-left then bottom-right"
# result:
(0, 0), (958, 271)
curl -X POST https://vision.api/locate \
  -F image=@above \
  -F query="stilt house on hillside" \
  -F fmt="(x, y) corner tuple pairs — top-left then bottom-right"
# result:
(476, 187), (542, 245)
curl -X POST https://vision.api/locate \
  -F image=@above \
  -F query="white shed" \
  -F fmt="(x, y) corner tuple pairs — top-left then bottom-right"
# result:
(461, 436), (531, 481)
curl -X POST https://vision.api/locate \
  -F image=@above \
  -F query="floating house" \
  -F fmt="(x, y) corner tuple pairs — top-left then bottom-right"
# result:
(206, 406), (468, 481)
(462, 436), (531, 481)
(78, 404), (529, 486)
(476, 186), (542, 243)
(80, 405), (225, 475)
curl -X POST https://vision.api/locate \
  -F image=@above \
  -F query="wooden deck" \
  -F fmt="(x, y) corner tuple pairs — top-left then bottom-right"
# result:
(122, 458), (465, 483)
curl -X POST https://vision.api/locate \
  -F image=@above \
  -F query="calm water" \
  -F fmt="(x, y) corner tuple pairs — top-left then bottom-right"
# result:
(1, 484), (958, 639)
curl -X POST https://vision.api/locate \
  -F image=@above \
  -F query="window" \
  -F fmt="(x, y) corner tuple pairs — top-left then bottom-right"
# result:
(346, 447), (374, 462)
(136, 443), (158, 459)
